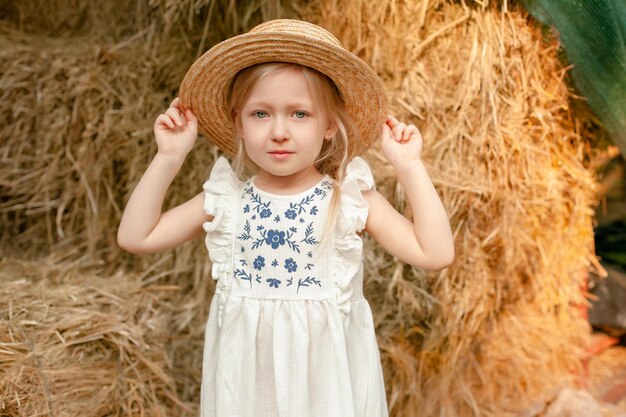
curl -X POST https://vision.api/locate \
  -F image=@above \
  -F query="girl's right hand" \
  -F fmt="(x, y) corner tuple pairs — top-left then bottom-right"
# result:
(154, 97), (198, 160)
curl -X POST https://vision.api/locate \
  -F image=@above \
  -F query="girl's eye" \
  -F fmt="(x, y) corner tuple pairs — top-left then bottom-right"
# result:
(254, 111), (268, 119)
(294, 111), (307, 119)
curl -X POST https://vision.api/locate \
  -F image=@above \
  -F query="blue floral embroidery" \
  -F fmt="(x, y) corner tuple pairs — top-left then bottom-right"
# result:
(300, 222), (318, 245)
(267, 278), (281, 288)
(234, 268), (253, 288)
(250, 190), (272, 215)
(265, 230), (285, 249)
(285, 194), (315, 220)
(284, 258), (298, 273)
(286, 228), (300, 253)
(314, 180), (332, 198)
(253, 256), (265, 270)
(251, 228), (300, 253)
(237, 220), (252, 241)
(297, 276), (321, 293)
(235, 177), (331, 294)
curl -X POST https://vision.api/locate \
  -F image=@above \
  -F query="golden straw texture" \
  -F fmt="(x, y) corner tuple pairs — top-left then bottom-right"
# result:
(302, 1), (599, 415)
(0, 257), (184, 415)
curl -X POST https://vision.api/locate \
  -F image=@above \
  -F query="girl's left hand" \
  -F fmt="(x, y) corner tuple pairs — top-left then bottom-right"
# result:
(381, 115), (423, 168)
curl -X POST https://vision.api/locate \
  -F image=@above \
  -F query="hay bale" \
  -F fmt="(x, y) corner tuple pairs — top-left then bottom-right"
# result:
(304, 1), (599, 415)
(0, 257), (185, 416)
(0, 20), (192, 260)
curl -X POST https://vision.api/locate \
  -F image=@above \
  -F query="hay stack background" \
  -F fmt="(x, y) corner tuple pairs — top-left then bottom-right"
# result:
(0, 258), (182, 415)
(0, 0), (601, 416)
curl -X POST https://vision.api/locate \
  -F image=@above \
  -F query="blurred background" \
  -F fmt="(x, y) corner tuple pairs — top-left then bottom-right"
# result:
(1, 0), (625, 416)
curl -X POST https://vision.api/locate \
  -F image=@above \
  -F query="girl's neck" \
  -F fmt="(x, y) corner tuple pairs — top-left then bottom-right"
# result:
(252, 166), (324, 195)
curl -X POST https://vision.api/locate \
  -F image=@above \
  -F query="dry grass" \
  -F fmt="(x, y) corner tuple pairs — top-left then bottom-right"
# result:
(0, 257), (185, 416)
(304, 1), (599, 415)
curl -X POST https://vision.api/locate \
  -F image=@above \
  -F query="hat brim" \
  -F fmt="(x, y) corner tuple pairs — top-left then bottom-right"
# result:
(179, 31), (388, 157)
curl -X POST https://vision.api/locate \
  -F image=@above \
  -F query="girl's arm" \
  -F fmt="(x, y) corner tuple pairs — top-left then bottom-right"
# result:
(363, 115), (455, 270)
(117, 98), (211, 254)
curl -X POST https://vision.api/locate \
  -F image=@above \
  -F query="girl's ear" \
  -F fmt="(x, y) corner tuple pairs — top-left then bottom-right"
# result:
(232, 111), (243, 135)
(325, 119), (339, 139)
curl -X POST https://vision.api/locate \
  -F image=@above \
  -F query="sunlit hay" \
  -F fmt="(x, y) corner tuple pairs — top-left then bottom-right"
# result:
(304, 1), (598, 416)
(0, 257), (186, 416)
(588, 346), (626, 406)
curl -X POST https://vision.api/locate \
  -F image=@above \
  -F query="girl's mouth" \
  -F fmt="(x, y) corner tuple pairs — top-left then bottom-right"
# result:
(268, 150), (294, 159)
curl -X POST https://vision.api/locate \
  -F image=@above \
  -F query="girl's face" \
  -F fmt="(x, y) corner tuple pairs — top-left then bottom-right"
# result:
(237, 67), (338, 185)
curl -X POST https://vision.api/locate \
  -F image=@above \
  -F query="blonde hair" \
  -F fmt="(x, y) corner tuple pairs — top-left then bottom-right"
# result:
(226, 62), (359, 242)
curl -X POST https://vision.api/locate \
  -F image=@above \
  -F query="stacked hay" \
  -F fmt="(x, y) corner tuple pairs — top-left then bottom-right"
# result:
(0, 257), (182, 415)
(0, 0), (601, 416)
(304, 1), (599, 415)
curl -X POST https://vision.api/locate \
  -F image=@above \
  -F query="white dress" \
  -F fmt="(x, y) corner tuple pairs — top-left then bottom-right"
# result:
(200, 156), (389, 417)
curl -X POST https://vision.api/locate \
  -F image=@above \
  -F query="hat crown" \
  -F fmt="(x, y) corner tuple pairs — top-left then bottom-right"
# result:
(250, 19), (343, 48)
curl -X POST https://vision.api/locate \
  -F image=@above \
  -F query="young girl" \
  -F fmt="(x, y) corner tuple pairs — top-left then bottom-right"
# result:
(118, 19), (454, 417)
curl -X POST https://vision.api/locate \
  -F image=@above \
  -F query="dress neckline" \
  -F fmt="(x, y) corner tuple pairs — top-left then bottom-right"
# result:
(250, 174), (331, 199)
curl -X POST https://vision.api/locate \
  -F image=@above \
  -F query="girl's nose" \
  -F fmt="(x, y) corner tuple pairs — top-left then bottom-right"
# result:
(271, 117), (289, 141)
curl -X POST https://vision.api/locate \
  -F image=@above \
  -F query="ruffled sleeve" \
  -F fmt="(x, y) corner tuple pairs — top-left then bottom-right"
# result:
(202, 156), (239, 327)
(332, 156), (375, 330)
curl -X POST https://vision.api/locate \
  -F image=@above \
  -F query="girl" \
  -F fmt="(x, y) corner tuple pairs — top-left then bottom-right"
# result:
(118, 19), (454, 417)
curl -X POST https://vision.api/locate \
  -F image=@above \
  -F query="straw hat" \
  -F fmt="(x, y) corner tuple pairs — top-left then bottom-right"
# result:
(179, 19), (388, 157)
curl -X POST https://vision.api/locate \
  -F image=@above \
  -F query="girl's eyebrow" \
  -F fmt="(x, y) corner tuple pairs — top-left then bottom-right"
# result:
(246, 100), (314, 108)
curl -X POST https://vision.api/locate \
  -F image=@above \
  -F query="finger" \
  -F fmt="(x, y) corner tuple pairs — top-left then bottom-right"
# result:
(381, 123), (392, 144)
(410, 125), (422, 141)
(165, 107), (184, 127)
(185, 108), (197, 122)
(386, 115), (400, 127)
(156, 114), (175, 129)
(170, 97), (180, 108)
(403, 124), (416, 141)
(392, 122), (406, 140)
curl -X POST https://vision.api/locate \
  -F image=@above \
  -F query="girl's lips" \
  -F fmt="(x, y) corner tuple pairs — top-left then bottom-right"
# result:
(268, 151), (294, 159)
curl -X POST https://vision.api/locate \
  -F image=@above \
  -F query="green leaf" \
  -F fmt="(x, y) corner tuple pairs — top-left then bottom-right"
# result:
(522, 0), (626, 154)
